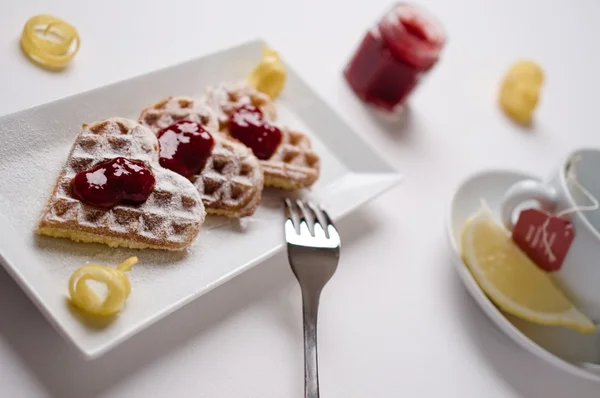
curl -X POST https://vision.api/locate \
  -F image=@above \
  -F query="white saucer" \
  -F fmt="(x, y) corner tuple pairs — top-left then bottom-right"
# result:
(447, 169), (600, 381)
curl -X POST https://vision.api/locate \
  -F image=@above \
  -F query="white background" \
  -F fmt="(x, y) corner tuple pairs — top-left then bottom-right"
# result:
(1, 0), (600, 396)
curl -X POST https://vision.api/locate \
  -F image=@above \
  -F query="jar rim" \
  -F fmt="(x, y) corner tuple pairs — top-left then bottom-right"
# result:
(380, 2), (446, 67)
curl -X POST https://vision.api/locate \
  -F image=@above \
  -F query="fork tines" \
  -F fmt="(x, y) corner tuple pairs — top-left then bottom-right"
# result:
(284, 199), (337, 241)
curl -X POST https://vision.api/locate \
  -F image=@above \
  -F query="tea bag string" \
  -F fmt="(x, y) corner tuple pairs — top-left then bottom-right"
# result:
(541, 155), (599, 262)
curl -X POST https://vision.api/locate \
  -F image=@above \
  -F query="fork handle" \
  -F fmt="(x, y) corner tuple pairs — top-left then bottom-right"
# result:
(301, 288), (321, 398)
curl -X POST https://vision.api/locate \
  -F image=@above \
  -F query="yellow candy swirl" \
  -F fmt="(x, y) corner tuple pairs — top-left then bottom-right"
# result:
(498, 60), (544, 125)
(68, 257), (138, 317)
(20, 15), (80, 70)
(247, 46), (287, 99)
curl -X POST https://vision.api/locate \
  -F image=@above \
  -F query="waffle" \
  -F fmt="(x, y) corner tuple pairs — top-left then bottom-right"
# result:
(36, 117), (206, 251)
(139, 96), (219, 133)
(258, 126), (320, 189)
(202, 81), (277, 129)
(201, 82), (320, 190)
(139, 97), (264, 218)
(192, 135), (263, 217)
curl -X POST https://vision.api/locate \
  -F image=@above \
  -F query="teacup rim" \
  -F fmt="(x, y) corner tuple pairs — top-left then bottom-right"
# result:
(559, 147), (600, 239)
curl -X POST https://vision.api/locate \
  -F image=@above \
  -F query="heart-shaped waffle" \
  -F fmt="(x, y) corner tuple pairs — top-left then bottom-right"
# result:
(36, 117), (206, 251)
(139, 96), (220, 133)
(201, 82), (320, 190)
(202, 81), (278, 129)
(139, 97), (264, 218)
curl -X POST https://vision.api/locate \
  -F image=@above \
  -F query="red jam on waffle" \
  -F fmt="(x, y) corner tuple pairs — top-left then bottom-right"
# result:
(72, 157), (156, 208)
(228, 105), (282, 160)
(157, 121), (215, 178)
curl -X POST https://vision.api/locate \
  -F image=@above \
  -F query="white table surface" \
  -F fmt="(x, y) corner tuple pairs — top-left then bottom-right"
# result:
(2, 0), (600, 396)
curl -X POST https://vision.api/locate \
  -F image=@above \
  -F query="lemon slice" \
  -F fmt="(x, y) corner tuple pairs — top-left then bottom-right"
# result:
(461, 204), (596, 333)
(247, 46), (286, 99)
(20, 15), (81, 70)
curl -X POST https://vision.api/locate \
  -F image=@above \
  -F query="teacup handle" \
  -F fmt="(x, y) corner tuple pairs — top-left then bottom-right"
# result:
(501, 179), (558, 230)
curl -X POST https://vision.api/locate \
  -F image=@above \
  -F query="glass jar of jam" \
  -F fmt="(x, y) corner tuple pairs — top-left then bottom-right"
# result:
(343, 3), (446, 113)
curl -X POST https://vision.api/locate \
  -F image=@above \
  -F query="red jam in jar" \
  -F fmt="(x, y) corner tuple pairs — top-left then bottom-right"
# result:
(343, 3), (446, 113)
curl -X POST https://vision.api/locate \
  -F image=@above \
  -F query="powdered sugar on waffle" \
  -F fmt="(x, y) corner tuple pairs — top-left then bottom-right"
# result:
(200, 82), (320, 190)
(138, 98), (264, 218)
(139, 96), (219, 133)
(201, 81), (277, 128)
(192, 135), (263, 216)
(37, 117), (206, 250)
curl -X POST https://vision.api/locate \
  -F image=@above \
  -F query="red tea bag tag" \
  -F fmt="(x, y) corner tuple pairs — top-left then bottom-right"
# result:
(511, 208), (575, 272)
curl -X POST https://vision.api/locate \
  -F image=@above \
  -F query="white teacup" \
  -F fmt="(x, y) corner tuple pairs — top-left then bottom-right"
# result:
(501, 148), (600, 322)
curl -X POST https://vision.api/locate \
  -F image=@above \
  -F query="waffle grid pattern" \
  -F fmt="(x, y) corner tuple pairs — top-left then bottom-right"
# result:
(139, 96), (220, 133)
(139, 99), (264, 217)
(36, 118), (206, 250)
(201, 82), (320, 189)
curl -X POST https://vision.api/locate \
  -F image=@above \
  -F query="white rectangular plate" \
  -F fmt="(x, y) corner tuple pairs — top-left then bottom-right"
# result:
(0, 39), (401, 358)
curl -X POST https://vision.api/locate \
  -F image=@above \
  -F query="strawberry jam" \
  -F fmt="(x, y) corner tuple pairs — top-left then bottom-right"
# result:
(228, 105), (282, 160)
(157, 121), (215, 177)
(344, 3), (446, 113)
(72, 157), (156, 208)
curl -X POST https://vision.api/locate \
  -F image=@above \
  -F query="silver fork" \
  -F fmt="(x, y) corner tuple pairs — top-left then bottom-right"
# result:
(284, 199), (341, 398)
